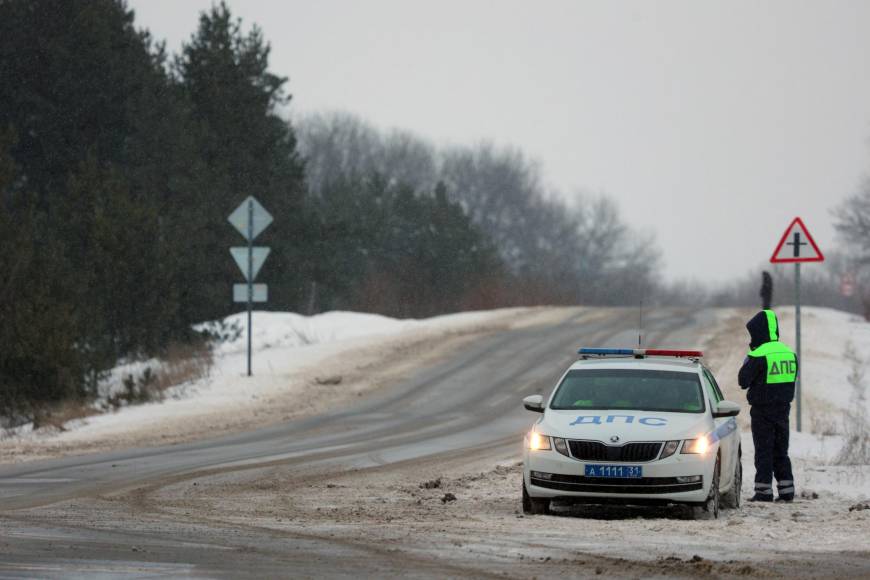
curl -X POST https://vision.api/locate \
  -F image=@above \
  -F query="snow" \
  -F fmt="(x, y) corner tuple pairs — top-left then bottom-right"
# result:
(202, 311), (423, 355)
(740, 430), (869, 501)
(788, 307), (870, 427)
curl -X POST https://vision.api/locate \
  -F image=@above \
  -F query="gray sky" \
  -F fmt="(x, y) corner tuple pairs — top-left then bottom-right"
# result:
(130, 0), (870, 283)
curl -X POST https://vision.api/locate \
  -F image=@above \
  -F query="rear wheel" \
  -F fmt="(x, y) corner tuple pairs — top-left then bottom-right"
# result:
(693, 456), (721, 520)
(522, 482), (550, 515)
(721, 451), (742, 509)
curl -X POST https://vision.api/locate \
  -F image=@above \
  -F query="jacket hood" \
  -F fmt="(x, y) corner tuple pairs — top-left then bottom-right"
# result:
(747, 309), (778, 349)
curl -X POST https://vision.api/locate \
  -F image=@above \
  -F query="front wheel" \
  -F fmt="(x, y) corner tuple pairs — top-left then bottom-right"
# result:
(692, 456), (720, 520)
(522, 482), (550, 515)
(721, 454), (742, 509)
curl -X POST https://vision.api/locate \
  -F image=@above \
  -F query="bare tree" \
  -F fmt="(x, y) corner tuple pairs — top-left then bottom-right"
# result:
(295, 111), (437, 196)
(832, 178), (870, 316)
(295, 112), (382, 195)
(833, 178), (870, 261)
(440, 144), (544, 265)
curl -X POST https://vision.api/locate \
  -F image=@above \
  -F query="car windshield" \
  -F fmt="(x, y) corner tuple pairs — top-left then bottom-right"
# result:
(549, 369), (705, 413)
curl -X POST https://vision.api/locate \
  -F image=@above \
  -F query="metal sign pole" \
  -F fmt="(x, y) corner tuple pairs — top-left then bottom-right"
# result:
(795, 262), (802, 432)
(247, 198), (253, 377)
(228, 195), (272, 378)
(770, 217), (823, 433)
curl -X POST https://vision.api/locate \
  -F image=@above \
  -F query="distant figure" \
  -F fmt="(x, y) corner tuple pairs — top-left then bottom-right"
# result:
(738, 310), (797, 502)
(760, 271), (773, 310)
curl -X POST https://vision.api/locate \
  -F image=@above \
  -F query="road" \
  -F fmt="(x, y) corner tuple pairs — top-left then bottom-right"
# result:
(2, 307), (866, 579)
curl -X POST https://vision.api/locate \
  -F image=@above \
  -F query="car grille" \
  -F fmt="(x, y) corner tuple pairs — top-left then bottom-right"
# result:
(621, 442), (663, 462)
(567, 440), (663, 462)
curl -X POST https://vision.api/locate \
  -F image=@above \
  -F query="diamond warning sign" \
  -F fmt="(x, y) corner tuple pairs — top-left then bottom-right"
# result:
(770, 217), (824, 263)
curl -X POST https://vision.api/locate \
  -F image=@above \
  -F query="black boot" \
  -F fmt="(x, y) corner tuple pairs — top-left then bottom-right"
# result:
(749, 493), (773, 502)
(775, 495), (794, 503)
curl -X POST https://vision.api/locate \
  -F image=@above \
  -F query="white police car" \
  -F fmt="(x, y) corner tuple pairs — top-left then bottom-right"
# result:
(522, 348), (742, 519)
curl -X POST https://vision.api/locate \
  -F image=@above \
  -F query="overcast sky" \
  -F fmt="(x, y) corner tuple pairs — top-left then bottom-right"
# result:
(130, 0), (870, 283)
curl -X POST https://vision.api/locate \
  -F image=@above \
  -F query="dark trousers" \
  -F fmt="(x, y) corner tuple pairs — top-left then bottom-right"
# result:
(750, 403), (795, 498)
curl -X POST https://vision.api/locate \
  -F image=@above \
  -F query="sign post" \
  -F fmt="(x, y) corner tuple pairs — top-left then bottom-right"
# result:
(228, 196), (273, 377)
(770, 217), (824, 432)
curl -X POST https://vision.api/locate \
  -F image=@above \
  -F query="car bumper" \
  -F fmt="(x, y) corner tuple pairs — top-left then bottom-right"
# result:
(523, 446), (716, 504)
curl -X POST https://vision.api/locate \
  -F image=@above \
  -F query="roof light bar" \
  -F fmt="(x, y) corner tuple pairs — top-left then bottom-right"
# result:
(577, 348), (703, 358)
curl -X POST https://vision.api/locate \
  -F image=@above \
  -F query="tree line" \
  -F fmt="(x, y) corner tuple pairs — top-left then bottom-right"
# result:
(296, 112), (659, 307)
(0, 0), (657, 417)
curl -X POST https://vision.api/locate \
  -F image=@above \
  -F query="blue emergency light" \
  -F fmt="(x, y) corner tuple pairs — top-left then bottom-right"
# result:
(577, 348), (635, 355)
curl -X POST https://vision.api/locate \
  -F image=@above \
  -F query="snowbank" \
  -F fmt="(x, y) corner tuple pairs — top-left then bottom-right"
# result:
(198, 308), (525, 355)
(790, 307), (870, 426)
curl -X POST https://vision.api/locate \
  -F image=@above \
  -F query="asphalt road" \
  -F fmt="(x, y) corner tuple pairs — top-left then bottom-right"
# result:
(0, 308), (713, 578)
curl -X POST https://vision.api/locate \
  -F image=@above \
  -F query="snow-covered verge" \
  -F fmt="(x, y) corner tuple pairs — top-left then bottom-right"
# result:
(797, 308), (870, 437)
(779, 307), (870, 501)
(0, 307), (574, 463)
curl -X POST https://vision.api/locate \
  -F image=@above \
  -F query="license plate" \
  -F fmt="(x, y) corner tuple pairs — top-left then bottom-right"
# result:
(584, 464), (642, 478)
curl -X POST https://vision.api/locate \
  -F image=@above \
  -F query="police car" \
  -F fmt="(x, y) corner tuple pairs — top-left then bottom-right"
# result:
(522, 348), (742, 519)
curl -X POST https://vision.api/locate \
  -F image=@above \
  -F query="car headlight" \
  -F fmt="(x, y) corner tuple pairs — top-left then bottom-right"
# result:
(553, 437), (570, 457)
(528, 431), (552, 451)
(681, 436), (710, 454)
(660, 440), (680, 459)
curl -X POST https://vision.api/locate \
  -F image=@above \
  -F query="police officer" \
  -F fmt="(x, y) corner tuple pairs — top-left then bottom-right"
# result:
(738, 309), (798, 502)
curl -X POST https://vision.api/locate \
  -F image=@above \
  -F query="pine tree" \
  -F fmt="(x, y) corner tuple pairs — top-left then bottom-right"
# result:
(0, 0), (207, 411)
(0, 131), (83, 415)
(174, 2), (307, 317)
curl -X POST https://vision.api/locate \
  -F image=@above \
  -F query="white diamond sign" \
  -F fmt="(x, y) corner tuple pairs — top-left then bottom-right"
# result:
(228, 196), (273, 241)
(230, 247), (270, 281)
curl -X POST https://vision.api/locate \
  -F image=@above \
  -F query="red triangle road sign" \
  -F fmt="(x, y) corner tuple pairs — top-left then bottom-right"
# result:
(770, 217), (824, 263)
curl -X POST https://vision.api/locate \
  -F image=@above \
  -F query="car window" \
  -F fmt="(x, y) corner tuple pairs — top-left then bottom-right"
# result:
(701, 370), (723, 404)
(549, 369), (705, 413)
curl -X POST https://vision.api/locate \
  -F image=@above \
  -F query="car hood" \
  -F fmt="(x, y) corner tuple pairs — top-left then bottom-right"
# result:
(540, 409), (712, 442)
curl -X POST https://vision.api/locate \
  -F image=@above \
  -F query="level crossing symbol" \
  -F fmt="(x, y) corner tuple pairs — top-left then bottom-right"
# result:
(769, 217), (824, 433)
(228, 196), (274, 377)
(770, 217), (824, 263)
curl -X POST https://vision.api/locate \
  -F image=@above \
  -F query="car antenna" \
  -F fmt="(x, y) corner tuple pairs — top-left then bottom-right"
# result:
(638, 299), (644, 348)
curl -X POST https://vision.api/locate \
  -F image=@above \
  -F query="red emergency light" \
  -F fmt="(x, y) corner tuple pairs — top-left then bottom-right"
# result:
(643, 349), (703, 358)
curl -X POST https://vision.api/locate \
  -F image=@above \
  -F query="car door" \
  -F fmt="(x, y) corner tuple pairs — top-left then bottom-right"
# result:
(701, 368), (735, 489)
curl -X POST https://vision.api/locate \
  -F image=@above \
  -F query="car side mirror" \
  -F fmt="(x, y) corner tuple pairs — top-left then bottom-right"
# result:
(713, 400), (741, 418)
(523, 394), (544, 413)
